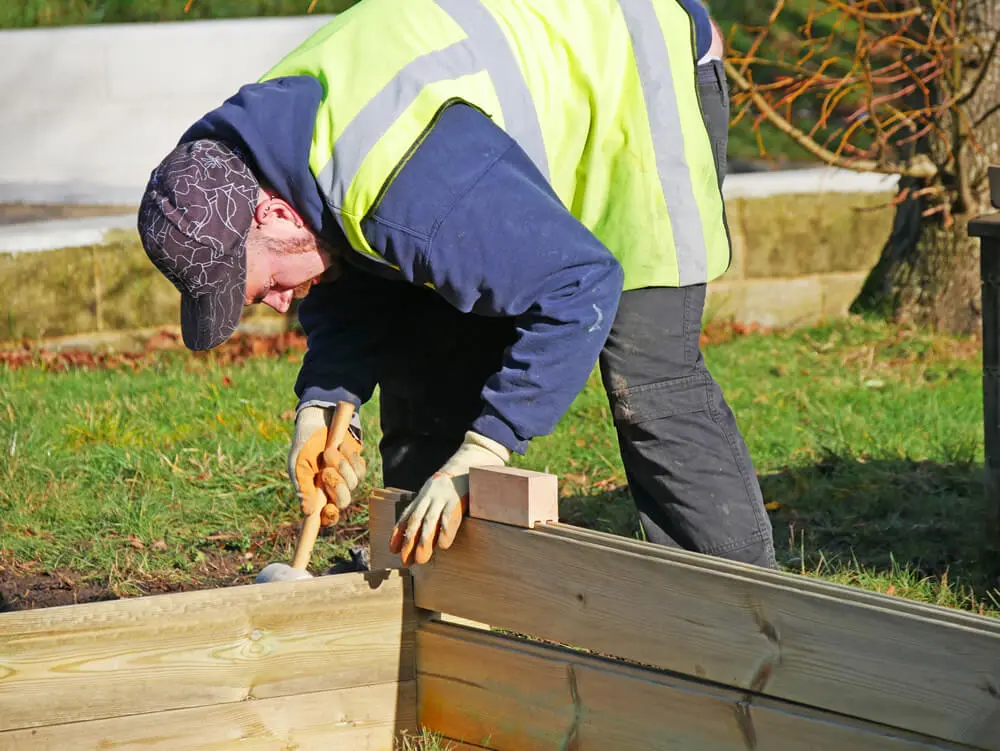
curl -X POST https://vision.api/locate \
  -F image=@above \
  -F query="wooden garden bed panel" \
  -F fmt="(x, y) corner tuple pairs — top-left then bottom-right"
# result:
(410, 519), (1000, 749)
(0, 680), (416, 750)
(544, 523), (1000, 634)
(0, 570), (415, 732)
(418, 621), (966, 751)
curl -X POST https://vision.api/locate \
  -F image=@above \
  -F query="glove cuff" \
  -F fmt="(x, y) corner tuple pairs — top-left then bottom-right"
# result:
(295, 405), (330, 433)
(462, 430), (511, 464)
(296, 403), (363, 443)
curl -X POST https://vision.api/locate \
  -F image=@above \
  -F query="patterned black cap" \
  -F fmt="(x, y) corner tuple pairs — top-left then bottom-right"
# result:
(137, 139), (259, 350)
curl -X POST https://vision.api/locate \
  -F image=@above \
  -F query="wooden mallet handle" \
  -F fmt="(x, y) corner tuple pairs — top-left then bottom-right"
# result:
(291, 401), (356, 571)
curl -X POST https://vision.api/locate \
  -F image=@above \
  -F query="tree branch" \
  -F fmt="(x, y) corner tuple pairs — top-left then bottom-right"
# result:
(724, 59), (939, 180)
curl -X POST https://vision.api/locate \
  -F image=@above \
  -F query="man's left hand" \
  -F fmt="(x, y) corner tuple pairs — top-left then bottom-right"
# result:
(389, 431), (510, 566)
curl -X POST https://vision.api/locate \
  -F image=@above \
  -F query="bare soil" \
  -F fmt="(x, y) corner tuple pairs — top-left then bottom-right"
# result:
(0, 555), (250, 613)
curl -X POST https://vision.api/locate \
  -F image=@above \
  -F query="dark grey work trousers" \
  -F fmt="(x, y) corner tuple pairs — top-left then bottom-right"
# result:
(378, 59), (777, 569)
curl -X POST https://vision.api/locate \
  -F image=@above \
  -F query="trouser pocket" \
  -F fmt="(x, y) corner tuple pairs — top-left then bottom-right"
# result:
(606, 370), (776, 567)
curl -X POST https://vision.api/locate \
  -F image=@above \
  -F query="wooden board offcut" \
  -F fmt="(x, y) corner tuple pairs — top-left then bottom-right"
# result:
(410, 519), (1000, 749)
(0, 680), (416, 750)
(418, 621), (966, 751)
(468, 466), (558, 528)
(0, 570), (416, 732)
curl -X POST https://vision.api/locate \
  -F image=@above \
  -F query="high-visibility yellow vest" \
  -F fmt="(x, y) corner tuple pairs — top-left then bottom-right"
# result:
(259, 0), (730, 289)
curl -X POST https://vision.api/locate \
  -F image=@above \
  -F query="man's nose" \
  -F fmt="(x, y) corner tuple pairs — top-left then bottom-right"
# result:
(262, 288), (294, 314)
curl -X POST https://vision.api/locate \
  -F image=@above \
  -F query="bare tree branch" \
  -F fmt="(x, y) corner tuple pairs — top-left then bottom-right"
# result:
(724, 58), (939, 179)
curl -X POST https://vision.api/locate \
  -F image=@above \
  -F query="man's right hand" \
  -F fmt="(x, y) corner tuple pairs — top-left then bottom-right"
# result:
(288, 405), (366, 525)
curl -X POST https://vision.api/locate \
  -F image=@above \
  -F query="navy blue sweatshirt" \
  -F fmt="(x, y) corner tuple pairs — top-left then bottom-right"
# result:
(180, 2), (714, 453)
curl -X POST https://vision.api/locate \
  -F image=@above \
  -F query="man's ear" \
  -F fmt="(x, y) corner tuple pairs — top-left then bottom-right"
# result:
(254, 195), (303, 229)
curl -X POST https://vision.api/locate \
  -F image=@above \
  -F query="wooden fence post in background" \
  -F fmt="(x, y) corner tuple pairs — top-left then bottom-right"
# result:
(970, 165), (1000, 559)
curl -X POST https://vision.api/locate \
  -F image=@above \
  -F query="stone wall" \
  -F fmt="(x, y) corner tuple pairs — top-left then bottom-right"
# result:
(705, 191), (894, 328)
(0, 190), (897, 347)
(0, 16), (333, 205)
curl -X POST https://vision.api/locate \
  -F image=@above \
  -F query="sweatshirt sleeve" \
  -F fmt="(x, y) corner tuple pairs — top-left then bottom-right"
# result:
(293, 266), (395, 432)
(361, 104), (624, 454)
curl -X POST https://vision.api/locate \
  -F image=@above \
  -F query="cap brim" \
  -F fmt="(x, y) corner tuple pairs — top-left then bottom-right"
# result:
(180, 282), (245, 351)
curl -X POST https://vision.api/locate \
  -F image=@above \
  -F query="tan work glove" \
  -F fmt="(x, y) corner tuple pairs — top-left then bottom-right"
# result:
(288, 405), (366, 526)
(389, 431), (509, 566)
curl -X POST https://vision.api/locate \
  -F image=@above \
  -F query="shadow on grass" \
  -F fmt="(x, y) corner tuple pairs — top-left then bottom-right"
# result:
(761, 453), (998, 592)
(558, 452), (1000, 608)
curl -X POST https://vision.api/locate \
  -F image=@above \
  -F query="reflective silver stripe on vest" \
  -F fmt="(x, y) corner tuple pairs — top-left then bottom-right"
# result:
(317, 0), (549, 259)
(617, 0), (708, 284)
(317, 39), (478, 253)
(433, 0), (550, 181)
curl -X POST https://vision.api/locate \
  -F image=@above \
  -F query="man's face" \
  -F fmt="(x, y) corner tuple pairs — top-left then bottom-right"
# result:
(242, 191), (340, 313)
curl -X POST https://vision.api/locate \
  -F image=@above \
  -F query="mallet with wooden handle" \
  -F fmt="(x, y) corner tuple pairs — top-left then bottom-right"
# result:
(255, 401), (356, 584)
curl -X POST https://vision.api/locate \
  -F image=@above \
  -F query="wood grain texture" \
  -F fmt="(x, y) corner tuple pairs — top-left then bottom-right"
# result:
(544, 523), (1000, 634)
(369, 488), (414, 571)
(468, 467), (558, 528)
(0, 570), (416, 732)
(0, 680), (416, 750)
(418, 621), (966, 751)
(427, 612), (491, 630)
(410, 519), (1000, 749)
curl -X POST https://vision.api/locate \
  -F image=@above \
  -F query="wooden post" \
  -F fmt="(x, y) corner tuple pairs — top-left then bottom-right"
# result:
(367, 487), (492, 630)
(368, 488), (413, 571)
(969, 164), (1000, 561)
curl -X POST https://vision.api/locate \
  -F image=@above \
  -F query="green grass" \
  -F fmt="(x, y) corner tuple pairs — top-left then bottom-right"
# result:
(2, 316), (997, 616)
(2, 317), (996, 749)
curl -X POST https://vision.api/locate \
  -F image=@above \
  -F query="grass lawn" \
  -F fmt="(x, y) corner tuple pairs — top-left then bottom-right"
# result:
(2, 316), (996, 618)
(2, 316), (996, 750)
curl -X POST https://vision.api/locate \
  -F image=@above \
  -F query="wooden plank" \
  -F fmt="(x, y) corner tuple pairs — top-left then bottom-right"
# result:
(543, 522), (1000, 634)
(427, 612), (491, 630)
(0, 570), (416, 732)
(0, 680), (416, 750)
(418, 621), (966, 751)
(410, 519), (1000, 749)
(468, 466), (558, 528)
